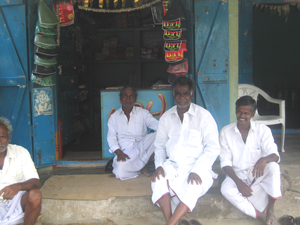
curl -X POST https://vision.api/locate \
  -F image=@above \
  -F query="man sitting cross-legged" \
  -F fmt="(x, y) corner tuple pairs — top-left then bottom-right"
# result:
(0, 117), (42, 225)
(220, 96), (282, 225)
(107, 86), (159, 180)
(151, 77), (220, 225)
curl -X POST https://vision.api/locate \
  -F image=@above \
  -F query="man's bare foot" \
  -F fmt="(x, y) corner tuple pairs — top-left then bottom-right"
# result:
(266, 209), (278, 225)
(256, 211), (266, 224)
(141, 167), (151, 177)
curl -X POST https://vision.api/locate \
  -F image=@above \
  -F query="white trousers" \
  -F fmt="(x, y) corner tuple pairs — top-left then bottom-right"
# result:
(151, 164), (213, 212)
(0, 191), (25, 225)
(113, 132), (156, 180)
(221, 162), (282, 218)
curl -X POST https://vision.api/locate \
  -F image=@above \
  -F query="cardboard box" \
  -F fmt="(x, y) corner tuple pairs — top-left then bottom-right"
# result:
(110, 37), (118, 47)
(110, 54), (117, 60)
(116, 53), (125, 60)
(95, 52), (103, 60)
(102, 47), (109, 54)
(126, 52), (134, 60)
(126, 47), (135, 53)
(140, 48), (147, 55)
(103, 39), (110, 48)
(110, 46), (117, 54)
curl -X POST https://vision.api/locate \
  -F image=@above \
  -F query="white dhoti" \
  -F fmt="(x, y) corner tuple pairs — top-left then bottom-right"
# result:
(151, 161), (213, 212)
(0, 191), (25, 225)
(221, 162), (282, 218)
(113, 132), (156, 180)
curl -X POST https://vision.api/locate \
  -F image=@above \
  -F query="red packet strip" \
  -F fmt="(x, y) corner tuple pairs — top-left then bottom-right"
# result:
(53, 1), (74, 27)
(165, 49), (184, 62)
(162, 18), (182, 30)
(167, 60), (188, 74)
(164, 41), (187, 52)
(162, 0), (170, 16)
(163, 29), (186, 40)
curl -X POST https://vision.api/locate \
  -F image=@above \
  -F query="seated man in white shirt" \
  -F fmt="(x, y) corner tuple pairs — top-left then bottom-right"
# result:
(0, 117), (42, 225)
(107, 86), (159, 180)
(151, 77), (220, 225)
(220, 96), (281, 225)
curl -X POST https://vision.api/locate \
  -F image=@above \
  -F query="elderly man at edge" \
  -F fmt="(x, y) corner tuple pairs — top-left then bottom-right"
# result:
(0, 117), (42, 225)
(220, 96), (281, 225)
(107, 86), (159, 180)
(151, 77), (220, 225)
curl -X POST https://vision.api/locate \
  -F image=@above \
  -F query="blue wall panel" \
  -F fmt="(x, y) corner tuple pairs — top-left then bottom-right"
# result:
(27, 0), (56, 167)
(194, 0), (230, 131)
(0, 2), (32, 155)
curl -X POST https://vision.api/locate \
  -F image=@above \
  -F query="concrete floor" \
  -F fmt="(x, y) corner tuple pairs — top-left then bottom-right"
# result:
(39, 133), (298, 185)
(37, 133), (300, 225)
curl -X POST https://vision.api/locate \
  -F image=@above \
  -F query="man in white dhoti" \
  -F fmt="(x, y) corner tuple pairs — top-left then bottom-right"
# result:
(0, 117), (42, 225)
(220, 96), (281, 225)
(151, 77), (220, 225)
(107, 86), (159, 180)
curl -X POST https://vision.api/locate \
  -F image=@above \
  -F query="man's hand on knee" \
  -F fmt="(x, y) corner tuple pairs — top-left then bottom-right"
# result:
(253, 154), (279, 179)
(115, 149), (130, 162)
(253, 157), (268, 178)
(236, 179), (253, 197)
(0, 184), (20, 201)
(188, 172), (202, 185)
(151, 166), (165, 182)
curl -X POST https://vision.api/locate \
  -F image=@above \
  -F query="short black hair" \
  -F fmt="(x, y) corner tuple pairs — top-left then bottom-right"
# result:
(172, 76), (194, 94)
(119, 86), (137, 99)
(235, 95), (257, 113)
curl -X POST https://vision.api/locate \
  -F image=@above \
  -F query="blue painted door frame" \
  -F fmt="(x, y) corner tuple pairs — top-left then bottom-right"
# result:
(27, 0), (56, 167)
(0, 0), (32, 155)
(193, 0), (230, 131)
(0, 0), (56, 167)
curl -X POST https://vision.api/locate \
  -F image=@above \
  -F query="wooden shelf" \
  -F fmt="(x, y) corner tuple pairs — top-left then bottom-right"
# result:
(141, 59), (165, 63)
(93, 59), (165, 64)
(96, 26), (163, 33)
(93, 27), (165, 87)
(93, 60), (135, 64)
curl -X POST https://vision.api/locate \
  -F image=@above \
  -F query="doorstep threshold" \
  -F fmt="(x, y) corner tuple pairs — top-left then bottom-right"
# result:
(56, 160), (107, 168)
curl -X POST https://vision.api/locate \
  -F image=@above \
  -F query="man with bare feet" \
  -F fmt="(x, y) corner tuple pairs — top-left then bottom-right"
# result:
(151, 77), (220, 225)
(220, 96), (282, 225)
(0, 117), (42, 225)
(107, 86), (159, 180)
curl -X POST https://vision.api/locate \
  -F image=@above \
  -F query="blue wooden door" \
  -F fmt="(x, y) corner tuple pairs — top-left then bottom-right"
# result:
(193, 0), (230, 130)
(27, 0), (56, 167)
(0, 0), (56, 167)
(0, 0), (33, 155)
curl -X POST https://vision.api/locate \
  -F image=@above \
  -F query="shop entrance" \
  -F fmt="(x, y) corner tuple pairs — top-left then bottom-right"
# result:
(59, 4), (171, 162)
(252, 3), (300, 130)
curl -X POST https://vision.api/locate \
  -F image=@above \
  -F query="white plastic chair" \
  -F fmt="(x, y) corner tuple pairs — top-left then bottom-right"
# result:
(238, 84), (285, 152)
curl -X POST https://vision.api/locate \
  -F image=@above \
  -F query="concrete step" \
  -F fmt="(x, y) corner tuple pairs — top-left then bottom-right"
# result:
(40, 192), (247, 225)
(38, 163), (299, 225)
(40, 190), (300, 225)
(36, 134), (300, 224)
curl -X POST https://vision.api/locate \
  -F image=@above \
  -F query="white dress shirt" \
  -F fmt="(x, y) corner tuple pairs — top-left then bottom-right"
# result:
(154, 103), (220, 179)
(220, 120), (280, 180)
(0, 144), (39, 192)
(107, 106), (159, 153)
